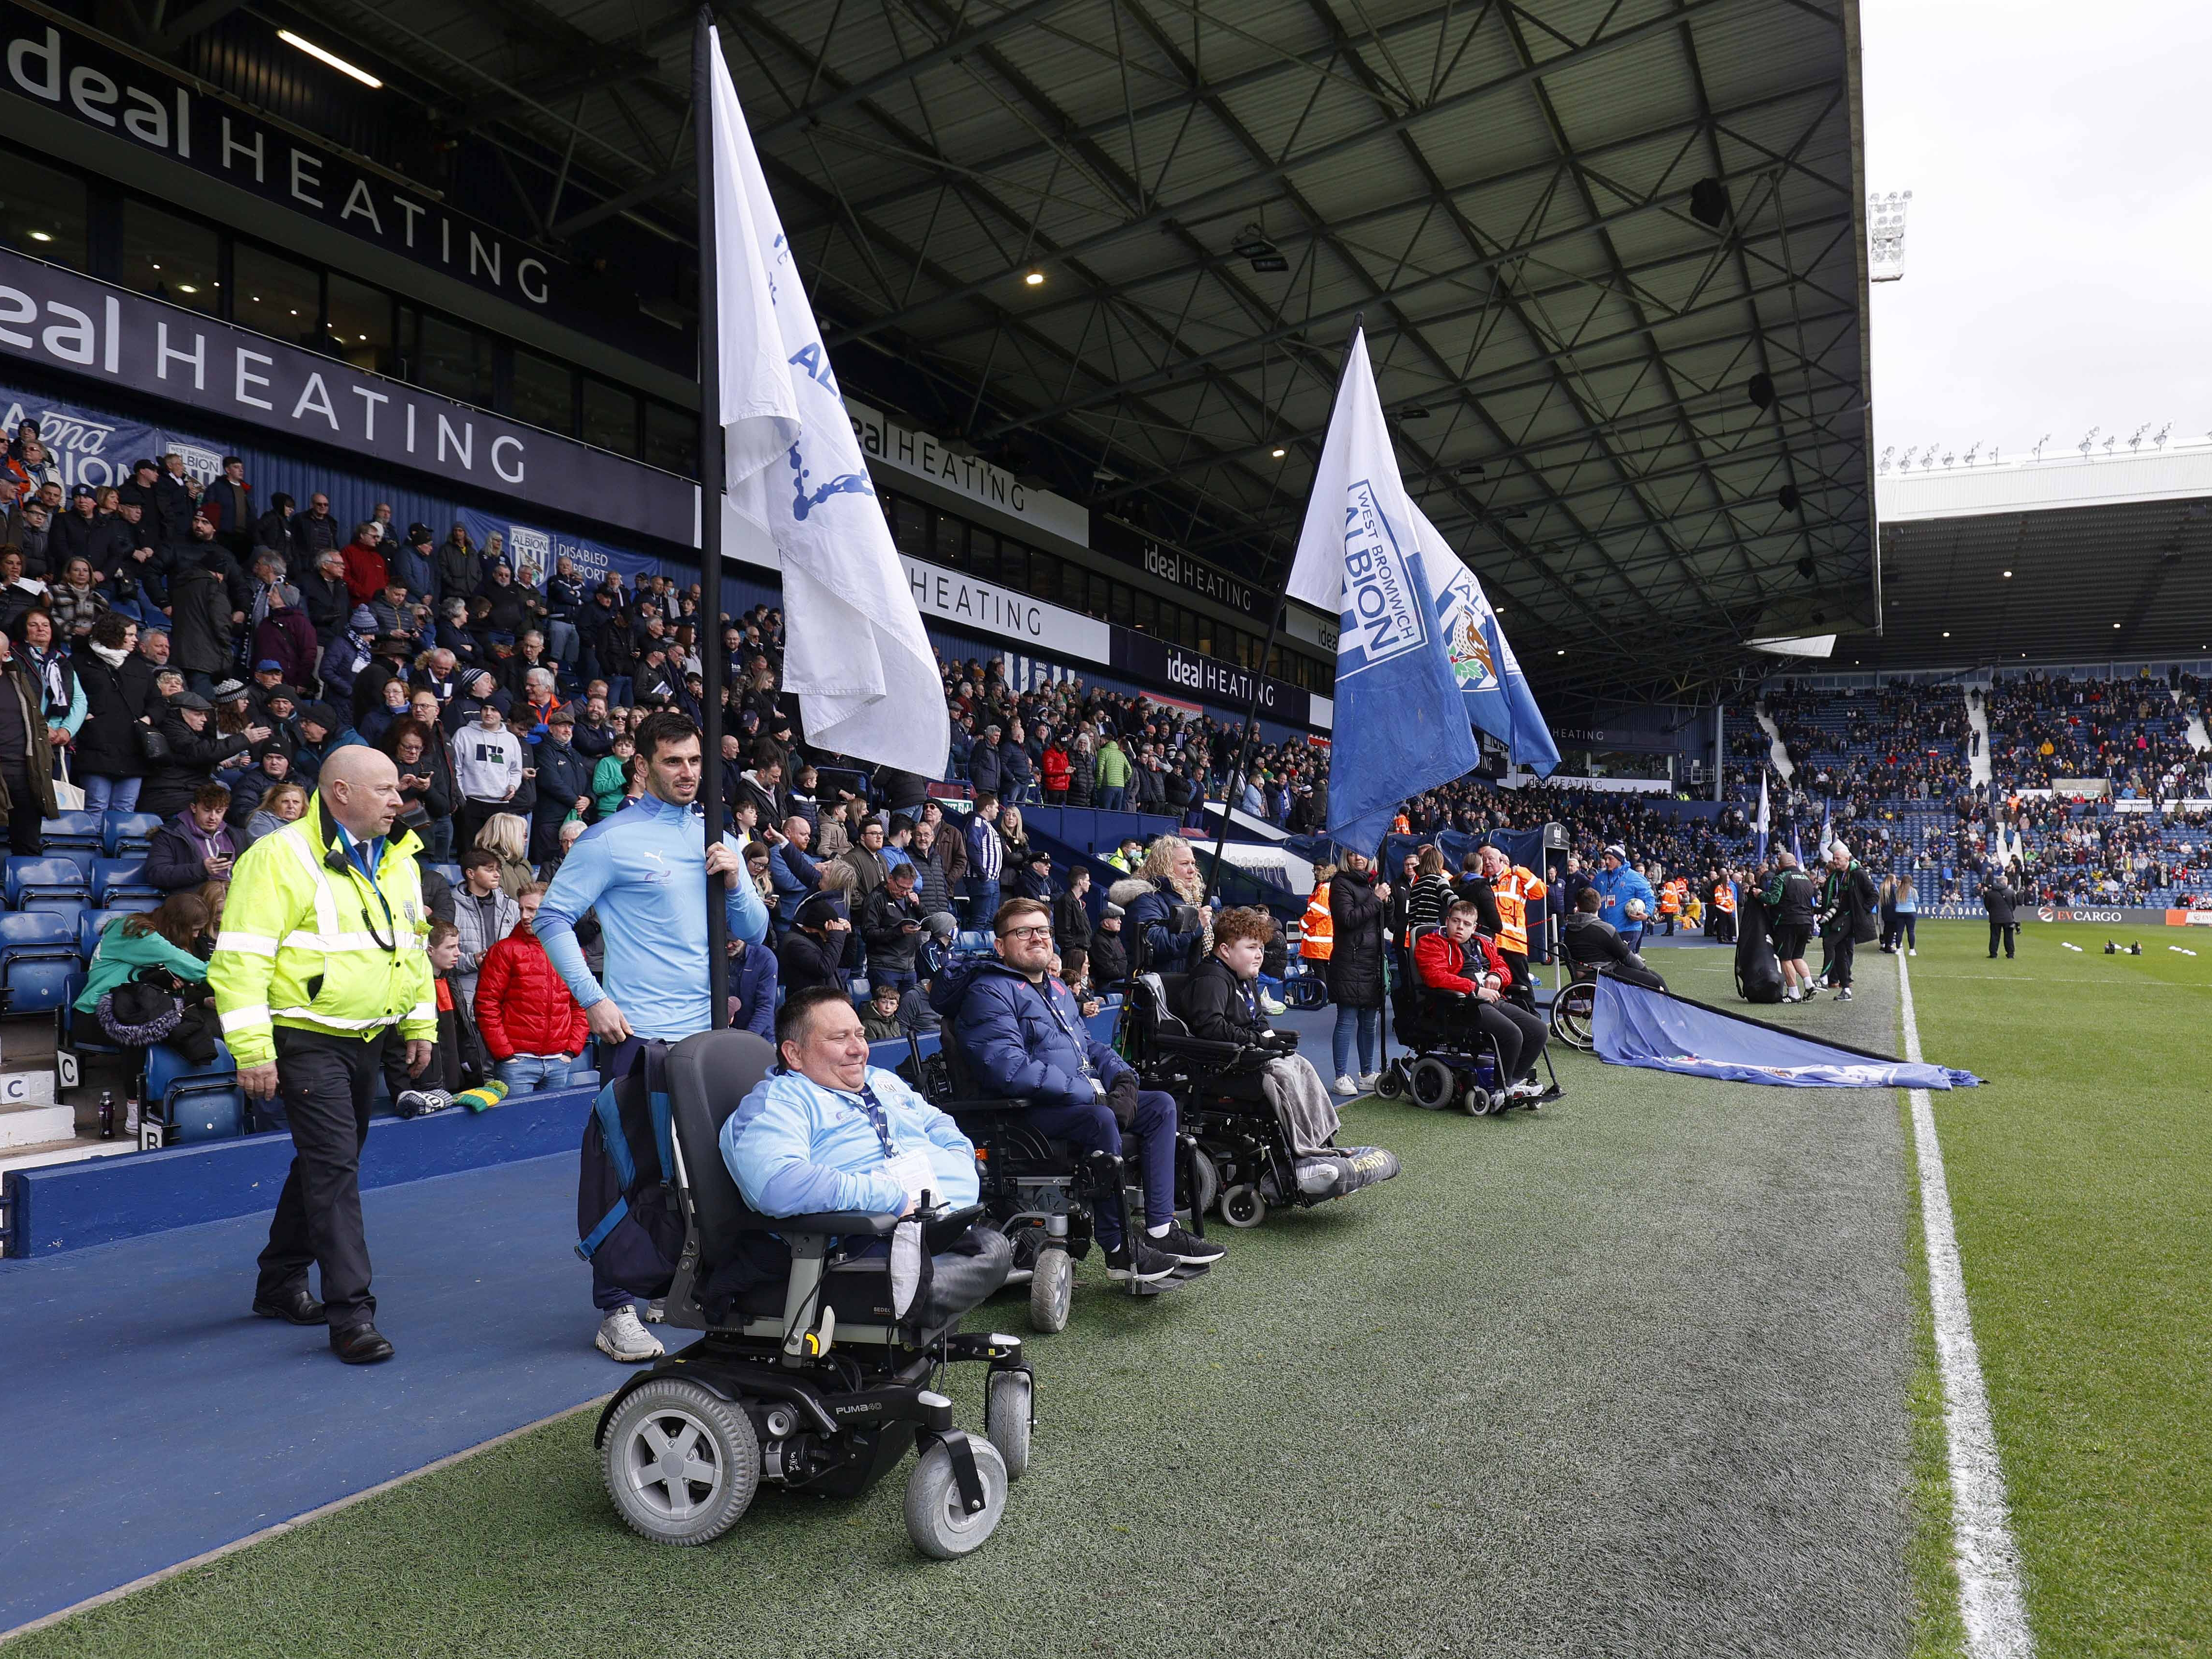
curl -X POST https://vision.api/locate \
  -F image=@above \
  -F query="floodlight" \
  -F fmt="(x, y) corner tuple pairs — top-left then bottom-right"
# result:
(1868, 191), (1910, 282)
(279, 30), (383, 88)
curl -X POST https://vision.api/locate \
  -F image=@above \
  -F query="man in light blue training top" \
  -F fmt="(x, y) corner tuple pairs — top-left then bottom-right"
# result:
(538, 708), (770, 1364)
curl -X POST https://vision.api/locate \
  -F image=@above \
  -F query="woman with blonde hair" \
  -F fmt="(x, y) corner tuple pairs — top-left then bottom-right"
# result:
(1115, 833), (1209, 973)
(475, 812), (535, 897)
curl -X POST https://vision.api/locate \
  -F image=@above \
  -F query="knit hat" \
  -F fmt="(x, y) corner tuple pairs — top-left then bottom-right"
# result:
(299, 701), (339, 731)
(349, 605), (377, 632)
(210, 678), (246, 700)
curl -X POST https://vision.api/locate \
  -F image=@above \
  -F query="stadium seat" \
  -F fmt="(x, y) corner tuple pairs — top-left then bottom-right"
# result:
(0, 910), (83, 1014)
(91, 857), (161, 908)
(145, 1039), (244, 1144)
(44, 810), (104, 852)
(42, 845), (96, 880)
(101, 812), (163, 857)
(6, 855), (90, 915)
(430, 862), (463, 890)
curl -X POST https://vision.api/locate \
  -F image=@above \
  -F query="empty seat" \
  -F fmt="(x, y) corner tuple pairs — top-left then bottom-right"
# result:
(6, 856), (89, 914)
(44, 810), (104, 850)
(0, 910), (82, 1013)
(91, 857), (160, 907)
(101, 812), (163, 857)
(42, 845), (96, 880)
(146, 1038), (244, 1144)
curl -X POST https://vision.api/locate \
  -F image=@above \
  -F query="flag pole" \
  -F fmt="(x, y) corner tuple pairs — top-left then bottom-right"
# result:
(1200, 311), (1363, 910)
(695, 7), (730, 1028)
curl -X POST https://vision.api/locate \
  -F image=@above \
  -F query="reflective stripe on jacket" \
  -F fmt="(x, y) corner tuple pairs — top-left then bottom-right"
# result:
(208, 795), (436, 1068)
(1491, 866), (1547, 956)
(1300, 882), (1334, 960)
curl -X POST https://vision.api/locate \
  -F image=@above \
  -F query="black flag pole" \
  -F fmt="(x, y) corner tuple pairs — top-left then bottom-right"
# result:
(695, 6), (730, 1028)
(1200, 311), (1363, 911)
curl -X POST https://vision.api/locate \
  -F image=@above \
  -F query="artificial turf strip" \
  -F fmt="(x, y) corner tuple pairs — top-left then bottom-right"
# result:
(1901, 922), (2212, 1659)
(15, 952), (1920, 1659)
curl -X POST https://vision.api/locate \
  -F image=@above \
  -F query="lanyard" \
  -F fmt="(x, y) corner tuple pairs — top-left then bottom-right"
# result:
(853, 1083), (898, 1159)
(1033, 979), (1095, 1077)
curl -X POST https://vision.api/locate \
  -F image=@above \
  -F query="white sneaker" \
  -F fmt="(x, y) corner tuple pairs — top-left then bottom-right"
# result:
(643, 1298), (667, 1324)
(1508, 1078), (1544, 1101)
(1332, 1074), (1360, 1096)
(1908, 949), (1917, 957)
(1355, 1071), (1380, 1091)
(124, 1103), (139, 1135)
(1259, 994), (1287, 1016)
(595, 1305), (663, 1363)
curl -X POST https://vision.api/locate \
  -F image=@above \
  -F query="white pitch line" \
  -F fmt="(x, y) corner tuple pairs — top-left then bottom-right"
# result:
(1897, 952), (2036, 1658)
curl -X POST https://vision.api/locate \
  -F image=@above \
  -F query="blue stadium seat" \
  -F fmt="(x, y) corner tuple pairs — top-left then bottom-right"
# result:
(91, 857), (160, 908)
(101, 812), (162, 857)
(44, 810), (103, 852)
(6, 856), (90, 914)
(0, 910), (82, 1013)
(146, 1039), (243, 1144)
(431, 862), (463, 890)
(79, 908), (113, 962)
(42, 845), (96, 880)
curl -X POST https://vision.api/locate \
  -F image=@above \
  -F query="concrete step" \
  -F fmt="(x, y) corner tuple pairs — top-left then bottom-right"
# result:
(0, 1099), (75, 1149)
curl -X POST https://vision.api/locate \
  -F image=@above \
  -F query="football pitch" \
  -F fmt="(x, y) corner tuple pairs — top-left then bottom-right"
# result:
(11, 922), (2204, 1659)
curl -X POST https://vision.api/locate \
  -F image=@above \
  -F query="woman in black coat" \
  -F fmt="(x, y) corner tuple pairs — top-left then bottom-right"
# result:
(72, 611), (158, 814)
(1326, 853), (1390, 1090)
(138, 696), (256, 820)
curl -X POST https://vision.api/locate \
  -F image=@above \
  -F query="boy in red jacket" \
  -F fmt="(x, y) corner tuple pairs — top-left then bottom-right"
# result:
(1412, 900), (1550, 1102)
(475, 883), (590, 1092)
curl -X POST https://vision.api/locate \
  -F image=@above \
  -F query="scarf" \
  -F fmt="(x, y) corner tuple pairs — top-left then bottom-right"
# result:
(90, 642), (129, 669)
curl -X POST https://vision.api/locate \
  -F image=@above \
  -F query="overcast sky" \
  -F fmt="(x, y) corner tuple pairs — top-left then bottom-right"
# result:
(1861, 0), (2212, 466)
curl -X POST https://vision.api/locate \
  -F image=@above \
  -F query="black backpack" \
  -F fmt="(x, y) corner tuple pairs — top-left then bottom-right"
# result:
(575, 1042), (684, 1298)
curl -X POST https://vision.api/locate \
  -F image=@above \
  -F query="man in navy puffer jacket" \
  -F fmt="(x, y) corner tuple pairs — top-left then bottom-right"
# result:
(933, 896), (1224, 1287)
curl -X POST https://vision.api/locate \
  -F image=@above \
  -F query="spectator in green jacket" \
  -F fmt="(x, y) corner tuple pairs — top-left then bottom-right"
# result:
(591, 732), (634, 819)
(1094, 736), (1133, 812)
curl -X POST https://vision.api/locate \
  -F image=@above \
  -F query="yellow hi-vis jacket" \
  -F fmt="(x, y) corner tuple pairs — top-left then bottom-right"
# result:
(209, 795), (435, 1069)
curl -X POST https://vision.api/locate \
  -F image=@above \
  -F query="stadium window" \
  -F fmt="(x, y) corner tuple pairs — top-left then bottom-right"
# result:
(419, 313), (494, 407)
(968, 527), (999, 582)
(326, 273), (393, 373)
(1178, 605), (1198, 650)
(642, 400), (698, 477)
(891, 496), (930, 561)
(1193, 616), (1215, 657)
(0, 147), (88, 270)
(1110, 582), (1134, 629)
(118, 199), (219, 315)
(1028, 548), (1058, 601)
(581, 377), (640, 457)
(509, 347), (575, 436)
(933, 511), (966, 570)
(999, 539), (1029, 592)
(1085, 569), (1111, 620)
(232, 242), (321, 348)
(1132, 590), (1157, 634)
(1060, 559), (1086, 611)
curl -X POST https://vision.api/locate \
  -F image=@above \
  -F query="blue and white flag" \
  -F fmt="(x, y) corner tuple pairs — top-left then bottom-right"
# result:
(706, 33), (947, 776)
(1754, 770), (1770, 866)
(1594, 977), (1981, 1090)
(1423, 514), (1560, 777)
(1817, 798), (1835, 862)
(1283, 329), (1477, 855)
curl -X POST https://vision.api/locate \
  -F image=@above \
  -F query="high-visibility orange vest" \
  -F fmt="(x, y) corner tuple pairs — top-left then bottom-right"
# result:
(1301, 882), (1334, 960)
(1713, 883), (1736, 914)
(1658, 882), (1681, 917)
(1490, 866), (1546, 956)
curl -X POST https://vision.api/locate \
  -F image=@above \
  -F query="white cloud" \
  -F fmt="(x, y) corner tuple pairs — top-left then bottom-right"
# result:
(1864, 0), (2212, 462)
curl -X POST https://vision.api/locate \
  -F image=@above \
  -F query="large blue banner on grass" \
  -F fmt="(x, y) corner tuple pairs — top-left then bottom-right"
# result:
(1593, 976), (1981, 1090)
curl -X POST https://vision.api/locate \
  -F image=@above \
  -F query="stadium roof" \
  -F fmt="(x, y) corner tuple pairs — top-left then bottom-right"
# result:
(1844, 447), (2212, 673)
(209, 0), (1875, 702)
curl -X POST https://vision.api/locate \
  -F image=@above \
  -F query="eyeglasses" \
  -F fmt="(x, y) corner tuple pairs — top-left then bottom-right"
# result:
(998, 924), (1052, 941)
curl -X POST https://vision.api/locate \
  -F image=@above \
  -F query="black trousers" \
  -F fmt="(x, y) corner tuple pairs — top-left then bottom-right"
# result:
(3, 767), (41, 855)
(1472, 999), (1548, 1081)
(256, 1026), (393, 1330)
(1989, 921), (2016, 958)
(1828, 933), (1856, 990)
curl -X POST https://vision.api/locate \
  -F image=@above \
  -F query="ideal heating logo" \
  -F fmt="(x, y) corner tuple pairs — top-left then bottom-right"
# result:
(1339, 480), (1424, 673)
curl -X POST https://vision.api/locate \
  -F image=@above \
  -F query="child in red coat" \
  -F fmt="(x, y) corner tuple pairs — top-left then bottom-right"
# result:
(1412, 900), (1550, 1100)
(474, 883), (590, 1092)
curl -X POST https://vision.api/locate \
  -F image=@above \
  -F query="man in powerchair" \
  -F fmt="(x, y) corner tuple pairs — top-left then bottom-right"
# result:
(936, 897), (1226, 1288)
(1560, 887), (1667, 991)
(721, 986), (1012, 1327)
(1178, 906), (1401, 1199)
(1414, 900), (1553, 1104)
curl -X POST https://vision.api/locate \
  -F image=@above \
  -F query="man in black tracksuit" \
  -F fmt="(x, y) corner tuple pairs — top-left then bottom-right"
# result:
(1981, 868), (2020, 959)
(1762, 854), (1820, 1003)
(1817, 845), (1879, 1002)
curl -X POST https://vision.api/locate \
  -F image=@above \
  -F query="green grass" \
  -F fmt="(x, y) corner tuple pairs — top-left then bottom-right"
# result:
(1901, 921), (2212, 1658)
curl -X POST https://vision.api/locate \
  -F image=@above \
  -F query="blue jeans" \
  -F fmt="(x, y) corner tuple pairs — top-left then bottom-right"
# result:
(1024, 1087), (1177, 1247)
(1332, 1003), (1380, 1080)
(1619, 925), (1645, 954)
(872, 967), (918, 997)
(1095, 785), (1125, 812)
(83, 775), (141, 814)
(964, 877), (1000, 930)
(497, 1053), (576, 1093)
(547, 619), (579, 667)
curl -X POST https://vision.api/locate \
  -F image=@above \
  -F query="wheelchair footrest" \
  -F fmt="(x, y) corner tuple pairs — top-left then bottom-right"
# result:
(1259, 1146), (1403, 1205)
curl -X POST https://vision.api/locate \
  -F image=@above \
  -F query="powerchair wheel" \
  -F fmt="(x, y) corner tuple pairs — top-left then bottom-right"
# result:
(1408, 1056), (1457, 1110)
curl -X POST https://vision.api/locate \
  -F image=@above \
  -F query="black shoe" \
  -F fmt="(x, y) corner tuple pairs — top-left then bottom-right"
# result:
(330, 1323), (395, 1365)
(1146, 1222), (1227, 1266)
(252, 1285), (327, 1325)
(1102, 1236), (1179, 1284)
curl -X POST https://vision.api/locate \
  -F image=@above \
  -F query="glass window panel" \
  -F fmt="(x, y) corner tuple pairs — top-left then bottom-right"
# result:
(1027, 549), (1057, 600)
(1086, 570), (1111, 620)
(419, 313), (493, 406)
(932, 511), (966, 570)
(1176, 605), (1197, 650)
(1110, 583), (1133, 629)
(892, 496), (931, 560)
(232, 242), (320, 347)
(999, 541), (1029, 592)
(0, 148), (88, 269)
(1060, 560), (1086, 611)
(1193, 616), (1214, 657)
(1132, 591), (1156, 634)
(581, 377), (638, 457)
(643, 400), (697, 476)
(510, 347), (573, 435)
(326, 273), (392, 373)
(119, 199), (218, 314)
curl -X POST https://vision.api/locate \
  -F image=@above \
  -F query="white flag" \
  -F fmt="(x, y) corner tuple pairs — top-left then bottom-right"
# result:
(705, 31), (947, 775)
